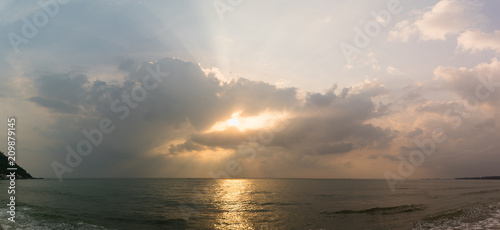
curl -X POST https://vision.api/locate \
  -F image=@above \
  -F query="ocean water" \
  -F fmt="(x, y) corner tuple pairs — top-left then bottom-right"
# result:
(1, 179), (500, 230)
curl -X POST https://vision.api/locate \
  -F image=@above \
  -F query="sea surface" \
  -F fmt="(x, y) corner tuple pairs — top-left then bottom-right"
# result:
(1, 178), (500, 229)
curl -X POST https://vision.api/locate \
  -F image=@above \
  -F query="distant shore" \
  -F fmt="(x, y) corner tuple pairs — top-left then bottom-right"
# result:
(455, 176), (500, 180)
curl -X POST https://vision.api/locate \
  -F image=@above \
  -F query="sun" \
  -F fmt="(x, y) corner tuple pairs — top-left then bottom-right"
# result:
(207, 110), (290, 133)
(227, 113), (240, 127)
(227, 117), (239, 127)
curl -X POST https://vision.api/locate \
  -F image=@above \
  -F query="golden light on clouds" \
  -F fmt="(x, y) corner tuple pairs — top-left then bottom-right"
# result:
(208, 111), (290, 132)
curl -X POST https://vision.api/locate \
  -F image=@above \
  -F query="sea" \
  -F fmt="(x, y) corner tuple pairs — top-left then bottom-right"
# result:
(1, 178), (500, 230)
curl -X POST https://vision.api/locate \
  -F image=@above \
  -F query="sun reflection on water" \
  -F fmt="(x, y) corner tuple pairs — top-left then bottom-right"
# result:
(214, 179), (255, 229)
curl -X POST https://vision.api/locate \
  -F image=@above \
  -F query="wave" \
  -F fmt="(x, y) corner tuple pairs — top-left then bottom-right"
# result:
(260, 202), (303, 206)
(320, 204), (425, 216)
(412, 202), (500, 229)
(0, 206), (109, 230)
(460, 188), (500, 196)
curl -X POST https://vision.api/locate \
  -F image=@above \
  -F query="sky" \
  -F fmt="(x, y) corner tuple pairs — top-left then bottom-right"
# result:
(1, 0), (500, 180)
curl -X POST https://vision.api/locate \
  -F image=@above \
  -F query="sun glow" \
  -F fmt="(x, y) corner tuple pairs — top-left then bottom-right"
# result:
(227, 113), (240, 127)
(208, 111), (289, 132)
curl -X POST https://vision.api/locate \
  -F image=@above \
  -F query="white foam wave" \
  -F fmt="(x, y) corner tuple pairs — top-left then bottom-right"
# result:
(413, 203), (500, 230)
(0, 207), (109, 230)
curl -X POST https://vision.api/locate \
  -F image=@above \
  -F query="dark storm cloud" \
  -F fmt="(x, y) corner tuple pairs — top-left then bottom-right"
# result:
(29, 72), (88, 113)
(28, 97), (78, 113)
(314, 142), (354, 155)
(168, 140), (206, 155)
(189, 127), (250, 150)
(306, 91), (337, 107)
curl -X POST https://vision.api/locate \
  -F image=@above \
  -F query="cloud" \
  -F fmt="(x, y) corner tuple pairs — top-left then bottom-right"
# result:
(457, 30), (500, 53)
(28, 97), (79, 113)
(315, 142), (354, 155)
(24, 58), (253, 176)
(270, 84), (395, 153)
(178, 79), (396, 159)
(395, 101), (500, 177)
(388, 20), (417, 42)
(433, 58), (500, 105)
(415, 101), (457, 114)
(343, 50), (380, 70)
(28, 72), (89, 113)
(305, 89), (337, 107)
(189, 127), (249, 150)
(25, 57), (398, 178)
(407, 128), (423, 138)
(15, 55), (500, 179)
(390, 0), (485, 42)
(386, 65), (403, 75)
(350, 79), (389, 97)
(380, 58), (500, 178)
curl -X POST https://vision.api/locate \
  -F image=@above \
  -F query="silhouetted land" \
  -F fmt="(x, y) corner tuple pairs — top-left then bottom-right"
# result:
(455, 176), (500, 180)
(0, 151), (36, 179)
